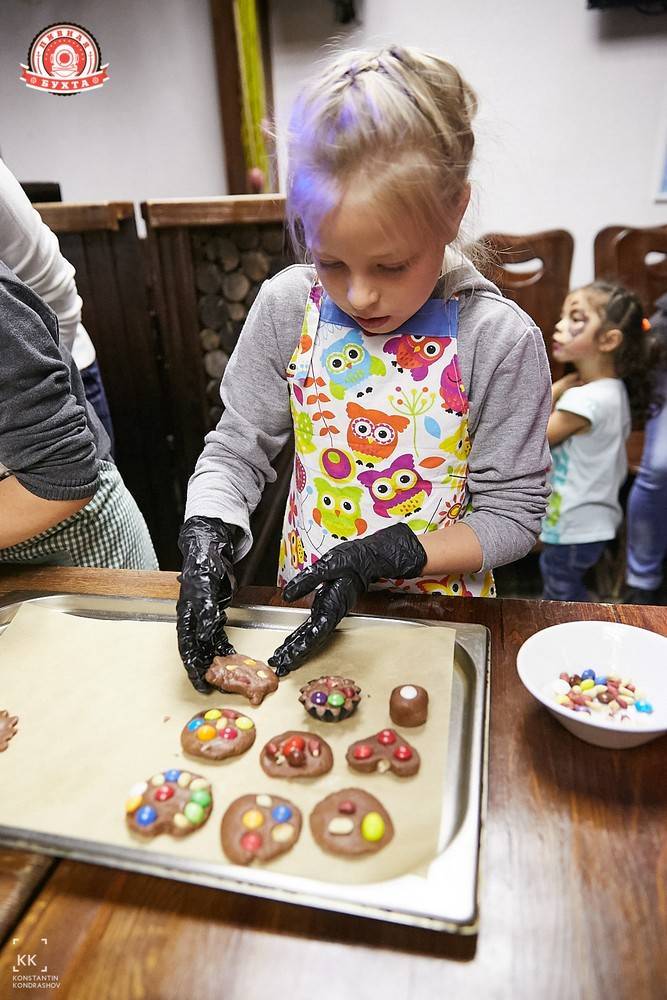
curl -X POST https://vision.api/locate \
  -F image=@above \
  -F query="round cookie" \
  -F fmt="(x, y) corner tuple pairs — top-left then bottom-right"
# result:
(298, 675), (361, 722)
(260, 730), (333, 778)
(181, 707), (256, 760)
(125, 769), (212, 838)
(221, 793), (302, 865)
(389, 684), (428, 726)
(346, 728), (420, 777)
(205, 653), (278, 706)
(0, 709), (18, 751)
(310, 788), (394, 856)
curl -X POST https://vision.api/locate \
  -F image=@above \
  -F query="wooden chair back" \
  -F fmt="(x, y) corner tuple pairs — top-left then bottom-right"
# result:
(593, 224), (667, 475)
(481, 229), (574, 379)
(35, 202), (179, 568)
(142, 195), (294, 583)
(614, 226), (667, 315)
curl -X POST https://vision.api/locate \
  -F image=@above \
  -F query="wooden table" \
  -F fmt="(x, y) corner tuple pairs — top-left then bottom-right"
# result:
(0, 565), (665, 999)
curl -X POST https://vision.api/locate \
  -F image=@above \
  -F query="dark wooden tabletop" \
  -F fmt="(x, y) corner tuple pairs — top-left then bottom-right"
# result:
(0, 565), (665, 1000)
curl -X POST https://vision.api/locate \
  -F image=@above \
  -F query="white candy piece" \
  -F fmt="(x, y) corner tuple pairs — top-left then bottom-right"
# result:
(328, 817), (354, 835)
(400, 685), (418, 700)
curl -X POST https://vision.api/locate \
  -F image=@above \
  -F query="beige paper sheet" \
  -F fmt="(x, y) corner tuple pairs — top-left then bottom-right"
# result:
(0, 603), (455, 884)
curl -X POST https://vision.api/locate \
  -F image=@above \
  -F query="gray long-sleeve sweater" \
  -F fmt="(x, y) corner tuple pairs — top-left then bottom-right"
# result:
(0, 261), (111, 500)
(186, 260), (552, 572)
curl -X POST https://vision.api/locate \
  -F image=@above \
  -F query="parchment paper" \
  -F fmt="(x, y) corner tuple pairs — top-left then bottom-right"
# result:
(0, 603), (455, 884)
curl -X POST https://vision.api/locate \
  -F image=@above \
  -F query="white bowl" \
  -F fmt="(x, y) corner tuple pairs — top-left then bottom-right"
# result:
(516, 620), (667, 748)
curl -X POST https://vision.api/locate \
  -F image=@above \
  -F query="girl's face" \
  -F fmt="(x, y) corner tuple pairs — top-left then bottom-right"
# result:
(310, 192), (450, 334)
(552, 290), (605, 364)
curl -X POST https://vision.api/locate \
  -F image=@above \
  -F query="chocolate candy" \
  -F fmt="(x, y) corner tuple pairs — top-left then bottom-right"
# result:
(549, 671), (654, 725)
(389, 684), (428, 727)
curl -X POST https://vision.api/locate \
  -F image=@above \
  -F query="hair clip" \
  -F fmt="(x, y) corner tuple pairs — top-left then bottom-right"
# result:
(641, 317), (651, 332)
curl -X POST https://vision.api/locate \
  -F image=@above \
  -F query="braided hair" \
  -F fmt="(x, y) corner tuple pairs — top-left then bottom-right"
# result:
(584, 281), (664, 428)
(286, 45), (477, 263)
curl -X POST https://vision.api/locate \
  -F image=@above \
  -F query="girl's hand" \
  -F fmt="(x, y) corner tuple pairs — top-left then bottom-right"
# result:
(268, 524), (427, 676)
(176, 516), (237, 692)
(551, 372), (582, 406)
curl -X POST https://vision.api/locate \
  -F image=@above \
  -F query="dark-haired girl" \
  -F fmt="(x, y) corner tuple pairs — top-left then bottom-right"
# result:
(540, 282), (659, 601)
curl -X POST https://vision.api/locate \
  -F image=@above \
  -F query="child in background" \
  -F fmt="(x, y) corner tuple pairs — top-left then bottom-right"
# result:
(625, 292), (667, 604)
(540, 282), (658, 601)
(0, 261), (157, 569)
(176, 45), (552, 690)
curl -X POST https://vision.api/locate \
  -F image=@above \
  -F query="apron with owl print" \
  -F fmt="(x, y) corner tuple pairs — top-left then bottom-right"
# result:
(277, 281), (496, 597)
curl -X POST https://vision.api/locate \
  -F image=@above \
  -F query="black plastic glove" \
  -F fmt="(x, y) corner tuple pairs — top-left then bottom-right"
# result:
(268, 523), (427, 676)
(176, 516), (238, 693)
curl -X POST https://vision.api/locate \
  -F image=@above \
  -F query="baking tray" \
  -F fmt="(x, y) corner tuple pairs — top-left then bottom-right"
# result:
(0, 595), (489, 934)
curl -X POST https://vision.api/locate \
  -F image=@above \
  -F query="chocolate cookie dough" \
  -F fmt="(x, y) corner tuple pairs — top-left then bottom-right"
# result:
(310, 788), (394, 856)
(181, 707), (256, 761)
(221, 793), (302, 865)
(346, 728), (420, 777)
(260, 730), (333, 778)
(299, 675), (361, 722)
(389, 684), (429, 727)
(205, 653), (278, 706)
(0, 710), (18, 751)
(125, 769), (212, 838)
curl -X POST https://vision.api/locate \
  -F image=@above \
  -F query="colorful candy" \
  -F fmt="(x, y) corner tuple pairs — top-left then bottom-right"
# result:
(549, 670), (654, 725)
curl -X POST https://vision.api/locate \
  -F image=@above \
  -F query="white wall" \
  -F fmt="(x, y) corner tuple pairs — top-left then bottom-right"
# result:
(269, 0), (667, 287)
(1, 0), (665, 288)
(0, 0), (227, 204)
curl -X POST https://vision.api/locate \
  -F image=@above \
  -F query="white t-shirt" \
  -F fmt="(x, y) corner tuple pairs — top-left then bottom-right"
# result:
(541, 378), (630, 545)
(0, 157), (96, 370)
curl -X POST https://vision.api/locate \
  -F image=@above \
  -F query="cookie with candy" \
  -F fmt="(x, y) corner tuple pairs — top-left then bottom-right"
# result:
(298, 675), (361, 722)
(310, 788), (394, 856)
(221, 793), (302, 865)
(346, 728), (420, 776)
(260, 730), (333, 778)
(125, 769), (212, 838)
(181, 707), (256, 760)
(205, 653), (278, 706)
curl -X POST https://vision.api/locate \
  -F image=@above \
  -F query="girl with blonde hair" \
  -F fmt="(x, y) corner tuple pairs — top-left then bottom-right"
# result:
(176, 45), (552, 687)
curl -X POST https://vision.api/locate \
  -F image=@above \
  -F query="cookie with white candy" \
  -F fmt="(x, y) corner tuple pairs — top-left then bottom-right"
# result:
(260, 730), (333, 778)
(205, 653), (278, 706)
(310, 788), (394, 856)
(125, 769), (213, 838)
(346, 728), (420, 776)
(221, 793), (302, 865)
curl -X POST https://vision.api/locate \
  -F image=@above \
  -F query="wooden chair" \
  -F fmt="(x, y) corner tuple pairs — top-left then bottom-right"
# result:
(35, 202), (180, 569)
(591, 225), (667, 598)
(481, 229), (574, 379)
(594, 224), (667, 475)
(142, 195), (294, 584)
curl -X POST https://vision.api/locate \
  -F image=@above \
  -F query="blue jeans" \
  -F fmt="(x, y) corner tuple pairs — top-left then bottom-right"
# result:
(540, 541), (607, 602)
(626, 369), (667, 591)
(80, 359), (115, 455)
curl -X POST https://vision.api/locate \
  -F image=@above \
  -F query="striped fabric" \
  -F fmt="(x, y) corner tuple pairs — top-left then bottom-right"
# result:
(0, 461), (158, 569)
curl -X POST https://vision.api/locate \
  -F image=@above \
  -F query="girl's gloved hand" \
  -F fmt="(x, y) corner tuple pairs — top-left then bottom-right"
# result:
(268, 523), (427, 676)
(176, 516), (238, 692)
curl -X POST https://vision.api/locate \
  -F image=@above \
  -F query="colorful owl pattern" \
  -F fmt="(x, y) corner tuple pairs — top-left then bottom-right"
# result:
(277, 282), (496, 597)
